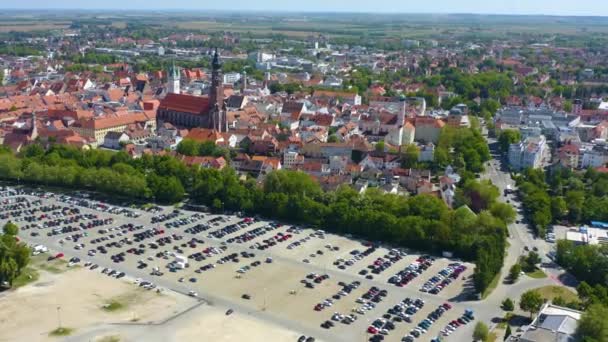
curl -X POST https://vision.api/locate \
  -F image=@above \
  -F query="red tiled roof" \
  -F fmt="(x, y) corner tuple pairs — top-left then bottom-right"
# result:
(79, 111), (154, 130)
(312, 90), (358, 100)
(186, 128), (223, 143)
(159, 93), (210, 115)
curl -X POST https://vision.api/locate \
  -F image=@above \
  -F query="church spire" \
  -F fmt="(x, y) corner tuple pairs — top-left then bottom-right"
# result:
(212, 48), (221, 70)
(167, 60), (180, 94)
(209, 48), (226, 132)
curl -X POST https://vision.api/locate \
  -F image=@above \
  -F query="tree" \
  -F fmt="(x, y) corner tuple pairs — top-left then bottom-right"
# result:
(473, 321), (489, 341)
(375, 140), (385, 153)
(0, 258), (18, 286)
(504, 325), (512, 341)
(576, 304), (608, 342)
(176, 139), (200, 156)
(455, 179), (500, 212)
(551, 196), (568, 221)
(563, 100), (573, 113)
(327, 134), (339, 143)
(509, 263), (522, 282)
(522, 251), (542, 272)
(498, 129), (521, 153)
(565, 190), (585, 222)
(490, 202), (516, 224)
(3, 222), (18, 236)
(502, 298), (514, 311)
(401, 144), (420, 168)
(520, 290), (544, 318)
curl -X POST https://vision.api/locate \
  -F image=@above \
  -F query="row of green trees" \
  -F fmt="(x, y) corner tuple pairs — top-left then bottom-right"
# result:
(176, 139), (231, 161)
(0, 143), (508, 293)
(0, 222), (30, 287)
(556, 241), (608, 342)
(515, 168), (608, 237)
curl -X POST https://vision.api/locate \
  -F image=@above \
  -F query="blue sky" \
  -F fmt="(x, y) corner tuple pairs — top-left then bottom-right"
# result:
(5, 0), (608, 16)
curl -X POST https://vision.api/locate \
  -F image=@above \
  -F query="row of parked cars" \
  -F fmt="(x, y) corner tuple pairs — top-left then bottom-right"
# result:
(151, 210), (181, 223)
(208, 218), (255, 239)
(402, 303), (453, 341)
(56, 194), (141, 218)
(334, 244), (378, 270)
(439, 309), (475, 338)
(251, 232), (293, 251)
(388, 256), (434, 288)
(163, 213), (204, 229)
(367, 297), (426, 342)
(0, 202), (62, 221)
(420, 263), (466, 294)
(304, 273), (330, 289)
(227, 224), (280, 244)
(360, 249), (406, 279)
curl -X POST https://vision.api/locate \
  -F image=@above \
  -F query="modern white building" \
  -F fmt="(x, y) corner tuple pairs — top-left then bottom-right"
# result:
(283, 151), (301, 170)
(508, 135), (548, 170)
(223, 72), (241, 85)
(515, 303), (582, 342)
(580, 143), (608, 168)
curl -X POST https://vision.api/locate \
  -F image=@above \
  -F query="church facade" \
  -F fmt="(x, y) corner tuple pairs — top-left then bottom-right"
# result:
(157, 50), (227, 132)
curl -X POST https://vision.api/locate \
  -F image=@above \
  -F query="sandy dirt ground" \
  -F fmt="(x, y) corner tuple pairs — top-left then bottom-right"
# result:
(0, 264), (308, 342)
(0, 267), (193, 342)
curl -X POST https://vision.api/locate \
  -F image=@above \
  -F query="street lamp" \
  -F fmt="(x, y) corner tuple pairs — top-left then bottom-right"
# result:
(56, 306), (62, 328)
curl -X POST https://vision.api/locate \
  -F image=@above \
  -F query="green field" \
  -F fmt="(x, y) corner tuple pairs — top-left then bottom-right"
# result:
(534, 285), (580, 304)
(2, 11), (608, 41)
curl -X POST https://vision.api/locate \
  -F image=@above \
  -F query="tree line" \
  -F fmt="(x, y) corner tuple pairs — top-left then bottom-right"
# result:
(0, 143), (508, 294)
(556, 241), (608, 342)
(515, 168), (608, 237)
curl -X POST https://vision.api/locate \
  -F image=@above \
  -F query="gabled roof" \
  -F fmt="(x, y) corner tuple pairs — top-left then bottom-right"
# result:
(159, 93), (210, 115)
(186, 128), (223, 143)
(281, 101), (304, 115)
(226, 95), (245, 109)
(312, 90), (358, 101)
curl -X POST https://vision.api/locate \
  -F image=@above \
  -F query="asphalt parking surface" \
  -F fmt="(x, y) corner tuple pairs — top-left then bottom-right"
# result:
(0, 186), (478, 342)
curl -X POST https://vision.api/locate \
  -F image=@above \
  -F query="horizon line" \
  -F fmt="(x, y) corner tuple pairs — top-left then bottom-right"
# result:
(0, 8), (607, 18)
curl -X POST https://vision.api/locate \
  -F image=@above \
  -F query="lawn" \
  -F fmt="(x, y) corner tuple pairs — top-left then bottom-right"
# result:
(12, 267), (39, 288)
(30, 253), (69, 274)
(534, 285), (580, 304)
(102, 300), (125, 312)
(525, 268), (547, 279)
(48, 327), (74, 337)
(101, 290), (147, 313)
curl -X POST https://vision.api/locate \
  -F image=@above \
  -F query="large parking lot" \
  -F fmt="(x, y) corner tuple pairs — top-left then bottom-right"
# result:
(0, 185), (479, 342)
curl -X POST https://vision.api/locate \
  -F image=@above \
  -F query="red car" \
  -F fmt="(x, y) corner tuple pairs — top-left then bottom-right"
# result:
(367, 326), (378, 334)
(55, 253), (64, 259)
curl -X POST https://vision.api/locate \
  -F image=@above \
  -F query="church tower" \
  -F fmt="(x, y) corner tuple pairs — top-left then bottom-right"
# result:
(241, 70), (247, 93)
(210, 49), (227, 132)
(168, 61), (180, 94)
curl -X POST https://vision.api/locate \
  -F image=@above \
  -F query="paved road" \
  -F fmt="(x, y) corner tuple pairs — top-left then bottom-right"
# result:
(477, 136), (578, 332)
